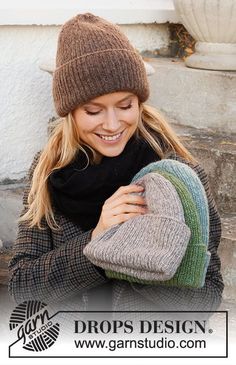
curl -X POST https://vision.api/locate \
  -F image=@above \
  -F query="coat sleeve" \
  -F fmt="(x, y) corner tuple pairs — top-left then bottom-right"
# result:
(8, 152), (108, 304)
(131, 158), (224, 311)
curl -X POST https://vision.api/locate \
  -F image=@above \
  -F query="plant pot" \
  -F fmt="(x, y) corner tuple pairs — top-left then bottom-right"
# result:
(174, 0), (236, 70)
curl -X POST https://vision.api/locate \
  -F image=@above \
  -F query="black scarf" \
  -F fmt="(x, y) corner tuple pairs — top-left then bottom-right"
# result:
(48, 135), (161, 231)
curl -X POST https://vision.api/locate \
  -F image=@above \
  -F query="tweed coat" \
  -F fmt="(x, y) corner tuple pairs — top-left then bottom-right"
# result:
(8, 151), (224, 314)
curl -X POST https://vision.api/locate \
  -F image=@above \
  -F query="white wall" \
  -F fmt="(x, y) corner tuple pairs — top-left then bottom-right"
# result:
(0, 1), (177, 181)
(0, 0), (177, 25)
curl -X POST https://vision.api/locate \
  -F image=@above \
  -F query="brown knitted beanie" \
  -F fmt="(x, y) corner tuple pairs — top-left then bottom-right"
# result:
(53, 13), (150, 117)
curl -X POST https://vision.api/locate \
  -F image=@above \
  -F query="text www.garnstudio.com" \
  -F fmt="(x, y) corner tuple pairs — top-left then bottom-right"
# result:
(74, 338), (206, 351)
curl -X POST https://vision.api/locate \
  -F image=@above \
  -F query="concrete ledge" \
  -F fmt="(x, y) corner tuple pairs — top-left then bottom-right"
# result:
(148, 57), (236, 134)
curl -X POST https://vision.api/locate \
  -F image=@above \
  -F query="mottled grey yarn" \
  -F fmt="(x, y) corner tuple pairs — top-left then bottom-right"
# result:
(83, 173), (191, 281)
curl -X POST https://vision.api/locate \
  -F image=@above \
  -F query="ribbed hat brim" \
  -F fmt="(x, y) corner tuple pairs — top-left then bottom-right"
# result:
(160, 244), (208, 288)
(106, 245), (208, 288)
(53, 49), (149, 117)
(83, 214), (190, 281)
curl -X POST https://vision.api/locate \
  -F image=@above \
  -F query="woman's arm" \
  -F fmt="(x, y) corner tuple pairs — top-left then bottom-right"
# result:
(8, 152), (108, 304)
(131, 158), (224, 311)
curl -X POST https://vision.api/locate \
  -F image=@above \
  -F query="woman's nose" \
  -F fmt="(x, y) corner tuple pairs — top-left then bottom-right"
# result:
(102, 109), (121, 131)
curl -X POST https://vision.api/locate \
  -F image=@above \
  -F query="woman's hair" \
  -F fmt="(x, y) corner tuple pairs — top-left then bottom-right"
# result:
(18, 103), (196, 231)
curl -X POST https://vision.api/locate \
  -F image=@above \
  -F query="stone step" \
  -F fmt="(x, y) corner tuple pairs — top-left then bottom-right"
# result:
(0, 249), (12, 286)
(171, 122), (236, 215)
(218, 214), (236, 303)
(0, 214), (235, 304)
(147, 57), (236, 134)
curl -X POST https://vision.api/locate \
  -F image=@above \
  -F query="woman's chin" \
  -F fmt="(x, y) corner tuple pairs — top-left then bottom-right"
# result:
(95, 144), (126, 158)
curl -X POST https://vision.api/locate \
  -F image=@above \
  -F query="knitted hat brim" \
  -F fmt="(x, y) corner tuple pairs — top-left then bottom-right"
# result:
(83, 214), (191, 281)
(105, 244), (208, 288)
(53, 49), (149, 117)
(160, 244), (208, 288)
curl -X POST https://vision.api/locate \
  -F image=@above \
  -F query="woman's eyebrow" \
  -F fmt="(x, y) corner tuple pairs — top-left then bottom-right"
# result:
(84, 94), (134, 107)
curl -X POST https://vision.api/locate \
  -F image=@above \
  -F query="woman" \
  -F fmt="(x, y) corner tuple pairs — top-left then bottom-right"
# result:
(8, 13), (223, 312)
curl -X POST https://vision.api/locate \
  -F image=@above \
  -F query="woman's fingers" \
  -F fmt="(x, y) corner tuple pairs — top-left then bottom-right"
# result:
(92, 210), (144, 239)
(92, 184), (148, 239)
(106, 184), (144, 203)
(106, 193), (147, 210)
(103, 203), (147, 216)
(108, 212), (143, 226)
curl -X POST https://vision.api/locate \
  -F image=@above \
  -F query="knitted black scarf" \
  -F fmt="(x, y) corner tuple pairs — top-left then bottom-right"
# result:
(48, 135), (161, 231)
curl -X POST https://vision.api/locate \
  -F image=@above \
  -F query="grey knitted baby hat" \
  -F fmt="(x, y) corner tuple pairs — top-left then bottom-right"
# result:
(83, 172), (191, 281)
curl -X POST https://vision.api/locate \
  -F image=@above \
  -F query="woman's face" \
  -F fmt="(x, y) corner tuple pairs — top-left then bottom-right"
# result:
(72, 92), (140, 157)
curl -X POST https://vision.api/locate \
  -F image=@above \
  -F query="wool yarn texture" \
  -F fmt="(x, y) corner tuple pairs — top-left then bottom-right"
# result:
(130, 159), (211, 287)
(152, 170), (209, 288)
(53, 13), (149, 117)
(132, 159), (209, 247)
(83, 173), (191, 281)
(107, 170), (208, 288)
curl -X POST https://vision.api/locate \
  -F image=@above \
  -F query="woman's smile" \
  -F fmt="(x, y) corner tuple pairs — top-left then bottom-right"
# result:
(95, 130), (124, 143)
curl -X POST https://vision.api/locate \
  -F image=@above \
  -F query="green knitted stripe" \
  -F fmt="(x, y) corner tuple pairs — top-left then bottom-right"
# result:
(156, 170), (202, 243)
(201, 252), (211, 287)
(160, 244), (206, 287)
(106, 170), (206, 288)
(154, 170), (206, 287)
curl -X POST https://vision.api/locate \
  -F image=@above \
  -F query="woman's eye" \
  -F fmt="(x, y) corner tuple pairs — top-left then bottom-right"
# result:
(85, 110), (101, 115)
(120, 103), (132, 110)
(84, 103), (132, 114)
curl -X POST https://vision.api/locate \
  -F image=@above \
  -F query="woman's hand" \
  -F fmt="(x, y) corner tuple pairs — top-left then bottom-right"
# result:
(91, 185), (147, 239)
